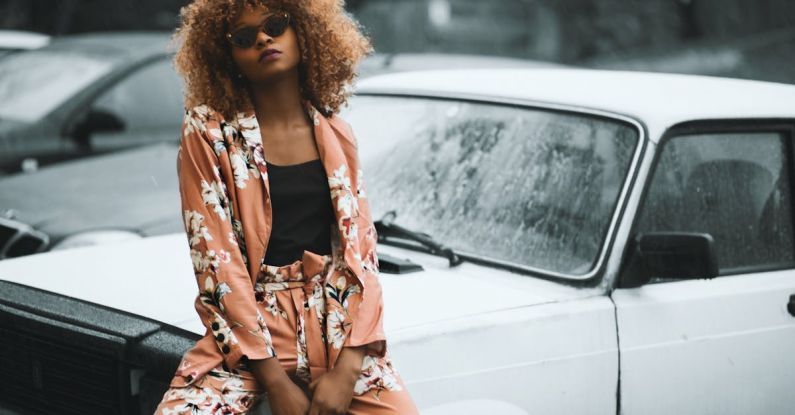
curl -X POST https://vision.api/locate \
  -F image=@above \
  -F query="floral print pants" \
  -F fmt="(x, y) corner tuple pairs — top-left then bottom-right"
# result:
(154, 250), (418, 414)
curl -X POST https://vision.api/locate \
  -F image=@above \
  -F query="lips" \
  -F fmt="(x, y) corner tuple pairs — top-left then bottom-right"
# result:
(259, 49), (281, 62)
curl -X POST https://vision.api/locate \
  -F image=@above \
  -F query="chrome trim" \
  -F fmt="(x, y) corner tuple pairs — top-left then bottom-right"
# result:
(352, 89), (648, 282)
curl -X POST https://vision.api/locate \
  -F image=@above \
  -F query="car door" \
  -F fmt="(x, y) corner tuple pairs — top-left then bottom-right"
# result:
(611, 122), (795, 414)
(85, 57), (184, 153)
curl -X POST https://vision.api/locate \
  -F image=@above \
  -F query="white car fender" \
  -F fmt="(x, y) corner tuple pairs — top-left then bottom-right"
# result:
(421, 400), (528, 415)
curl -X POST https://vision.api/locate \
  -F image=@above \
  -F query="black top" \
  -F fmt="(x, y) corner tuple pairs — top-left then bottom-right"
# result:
(262, 158), (336, 266)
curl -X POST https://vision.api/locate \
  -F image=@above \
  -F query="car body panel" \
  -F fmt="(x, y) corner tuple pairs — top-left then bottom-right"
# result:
(0, 143), (182, 245)
(613, 270), (795, 414)
(0, 229), (618, 413)
(0, 232), (604, 334)
(356, 68), (795, 142)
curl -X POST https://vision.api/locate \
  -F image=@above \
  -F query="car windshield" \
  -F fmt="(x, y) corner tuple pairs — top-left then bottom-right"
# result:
(0, 50), (115, 123)
(341, 95), (639, 276)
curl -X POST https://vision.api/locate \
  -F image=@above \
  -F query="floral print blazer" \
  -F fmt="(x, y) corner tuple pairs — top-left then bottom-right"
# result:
(170, 99), (386, 388)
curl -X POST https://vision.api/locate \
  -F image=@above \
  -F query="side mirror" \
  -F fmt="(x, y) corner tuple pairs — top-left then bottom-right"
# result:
(618, 232), (718, 288)
(71, 109), (126, 152)
(0, 217), (49, 259)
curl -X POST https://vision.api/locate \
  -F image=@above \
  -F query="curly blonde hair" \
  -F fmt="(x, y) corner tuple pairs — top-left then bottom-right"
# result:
(171, 0), (373, 120)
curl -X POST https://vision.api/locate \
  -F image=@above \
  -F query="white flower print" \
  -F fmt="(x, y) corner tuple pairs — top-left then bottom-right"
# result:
(227, 231), (238, 246)
(183, 210), (212, 248)
(307, 283), (325, 318)
(357, 168), (366, 198)
(238, 114), (262, 145)
(161, 386), (209, 415)
(212, 140), (226, 156)
(193, 104), (211, 119)
(295, 314), (311, 384)
(329, 164), (351, 191)
(352, 355), (403, 397)
(254, 310), (277, 357)
(325, 274), (361, 311)
(207, 127), (223, 140)
(190, 248), (227, 275)
(200, 179), (228, 220)
(260, 288), (288, 319)
(336, 191), (357, 219)
(326, 308), (350, 349)
(229, 150), (250, 188)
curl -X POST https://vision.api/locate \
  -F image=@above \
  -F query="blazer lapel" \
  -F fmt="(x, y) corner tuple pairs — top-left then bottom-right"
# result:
(234, 100), (365, 288)
(233, 109), (271, 279)
(305, 101), (366, 287)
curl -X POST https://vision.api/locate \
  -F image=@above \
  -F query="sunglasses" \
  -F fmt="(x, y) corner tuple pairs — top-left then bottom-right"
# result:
(226, 11), (291, 48)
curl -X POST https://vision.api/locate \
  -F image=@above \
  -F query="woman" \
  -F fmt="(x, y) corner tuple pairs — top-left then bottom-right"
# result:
(155, 1), (419, 414)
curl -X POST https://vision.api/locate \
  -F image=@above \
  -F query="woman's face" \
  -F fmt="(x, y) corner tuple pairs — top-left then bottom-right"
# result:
(229, 5), (301, 86)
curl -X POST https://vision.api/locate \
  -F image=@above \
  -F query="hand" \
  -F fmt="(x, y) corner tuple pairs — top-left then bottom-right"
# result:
(307, 369), (358, 415)
(249, 357), (311, 415)
(265, 377), (312, 415)
(307, 345), (365, 415)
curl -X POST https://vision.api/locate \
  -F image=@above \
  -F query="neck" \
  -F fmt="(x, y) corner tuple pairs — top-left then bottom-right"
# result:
(248, 69), (310, 130)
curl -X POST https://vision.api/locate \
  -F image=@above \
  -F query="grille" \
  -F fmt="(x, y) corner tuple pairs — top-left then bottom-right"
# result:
(0, 327), (123, 414)
(0, 281), (165, 415)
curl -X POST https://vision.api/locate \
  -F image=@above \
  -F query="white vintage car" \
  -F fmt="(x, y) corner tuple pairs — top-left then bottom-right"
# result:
(0, 68), (794, 414)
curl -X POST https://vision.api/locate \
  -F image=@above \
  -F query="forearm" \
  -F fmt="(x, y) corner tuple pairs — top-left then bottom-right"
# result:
(332, 344), (366, 382)
(249, 356), (291, 391)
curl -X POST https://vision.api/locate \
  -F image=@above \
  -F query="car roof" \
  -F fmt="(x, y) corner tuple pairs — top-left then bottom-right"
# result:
(355, 68), (795, 139)
(0, 30), (50, 49)
(40, 31), (172, 62)
(358, 52), (564, 77)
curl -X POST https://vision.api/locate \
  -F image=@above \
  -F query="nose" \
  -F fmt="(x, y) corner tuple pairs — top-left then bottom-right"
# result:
(255, 29), (273, 48)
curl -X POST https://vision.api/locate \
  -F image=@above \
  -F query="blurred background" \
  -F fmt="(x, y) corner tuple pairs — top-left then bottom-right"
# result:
(2, 0), (794, 83)
(0, 0), (793, 258)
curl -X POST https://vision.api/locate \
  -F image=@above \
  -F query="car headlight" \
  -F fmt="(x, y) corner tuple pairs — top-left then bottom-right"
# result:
(51, 230), (143, 251)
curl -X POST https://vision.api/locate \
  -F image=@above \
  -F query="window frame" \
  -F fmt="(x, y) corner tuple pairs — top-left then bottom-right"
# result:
(622, 118), (795, 280)
(347, 91), (647, 287)
(89, 57), (183, 132)
(60, 54), (172, 139)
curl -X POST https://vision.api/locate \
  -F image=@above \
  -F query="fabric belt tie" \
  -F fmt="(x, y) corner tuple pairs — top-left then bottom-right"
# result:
(256, 250), (334, 385)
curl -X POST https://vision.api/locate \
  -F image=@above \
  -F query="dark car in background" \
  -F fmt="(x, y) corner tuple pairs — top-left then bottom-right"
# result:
(0, 31), (564, 259)
(0, 32), (184, 175)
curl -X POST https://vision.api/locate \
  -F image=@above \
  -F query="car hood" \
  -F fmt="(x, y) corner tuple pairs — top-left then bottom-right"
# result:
(0, 143), (183, 242)
(0, 233), (603, 336)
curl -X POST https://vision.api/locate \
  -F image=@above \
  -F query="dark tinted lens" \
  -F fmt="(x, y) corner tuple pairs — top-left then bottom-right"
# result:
(264, 14), (289, 37)
(231, 26), (258, 48)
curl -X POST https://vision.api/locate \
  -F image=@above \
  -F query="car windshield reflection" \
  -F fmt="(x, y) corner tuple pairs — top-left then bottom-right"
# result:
(341, 95), (639, 276)
(0, 50), (115, 123)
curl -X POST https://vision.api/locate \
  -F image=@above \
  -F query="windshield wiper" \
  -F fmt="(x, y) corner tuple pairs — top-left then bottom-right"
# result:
(373, 210), (463, 267)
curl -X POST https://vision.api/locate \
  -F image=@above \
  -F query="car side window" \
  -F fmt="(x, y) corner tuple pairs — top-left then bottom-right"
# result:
(92, 58), (183, 133)
(635, 131), (795, 277)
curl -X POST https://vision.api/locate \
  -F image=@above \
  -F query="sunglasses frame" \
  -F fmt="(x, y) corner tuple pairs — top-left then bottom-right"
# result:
(226, 11), (291, 49)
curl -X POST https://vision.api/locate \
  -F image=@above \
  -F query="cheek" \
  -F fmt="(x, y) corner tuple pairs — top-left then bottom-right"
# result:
(285, 28), (302, 59)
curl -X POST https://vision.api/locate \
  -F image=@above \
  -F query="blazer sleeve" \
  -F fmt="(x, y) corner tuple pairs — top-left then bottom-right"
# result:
(177, 108), (276, 369)
(340, 120), (388, 358)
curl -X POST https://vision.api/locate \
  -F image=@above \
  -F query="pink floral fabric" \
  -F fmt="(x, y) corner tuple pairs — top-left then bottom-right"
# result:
(163, 99), (410, 409)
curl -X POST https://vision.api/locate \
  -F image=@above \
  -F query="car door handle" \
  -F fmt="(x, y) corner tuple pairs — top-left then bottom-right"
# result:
(789, 295), (795, 317)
